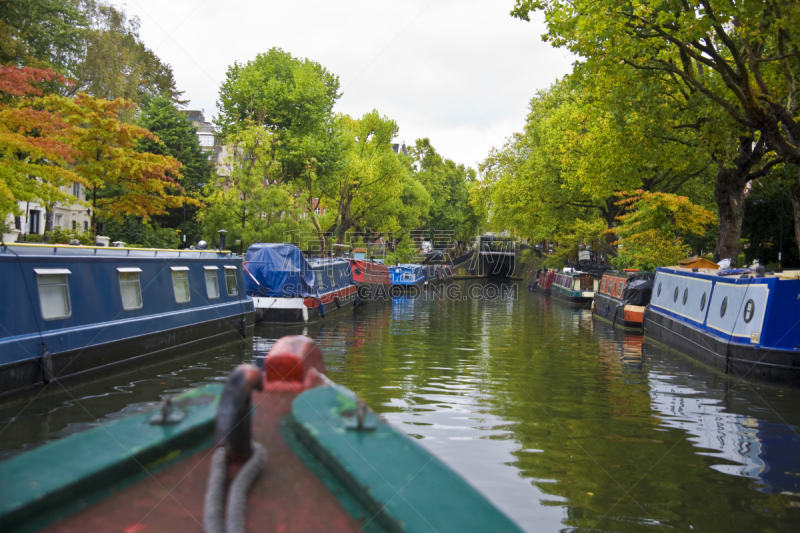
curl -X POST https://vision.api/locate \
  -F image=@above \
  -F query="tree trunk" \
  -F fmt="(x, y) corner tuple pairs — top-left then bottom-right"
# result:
(44, 204), (54, 233)
(43, 203), (54, 243)
(714, 164), (748, 267)
(602, 199), (620, 263)
(311, 215), (326, 255)
(336, 223), (348, 246)
(789, 182), (800, 267)
(91, 187), (98, 234)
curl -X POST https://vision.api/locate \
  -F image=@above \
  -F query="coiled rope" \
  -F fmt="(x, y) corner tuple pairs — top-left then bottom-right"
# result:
(204, 442), (267, 533)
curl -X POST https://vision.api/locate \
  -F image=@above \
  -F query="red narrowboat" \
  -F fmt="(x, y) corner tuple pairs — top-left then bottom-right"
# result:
(348, 258), (392, 301)
(536, 270), (556, 294)
(592, 270), (655, 330)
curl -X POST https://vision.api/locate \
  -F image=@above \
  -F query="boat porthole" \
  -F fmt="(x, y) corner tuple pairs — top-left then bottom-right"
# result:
(700, 292), (707, 311)
(355, 268), (362, 276)
(673, 286), (679, 303)
(743, 299), (755, 323)
(682, 288), (688, 305)
(657, 282), (662, 297)
(720, 296), (728, 318)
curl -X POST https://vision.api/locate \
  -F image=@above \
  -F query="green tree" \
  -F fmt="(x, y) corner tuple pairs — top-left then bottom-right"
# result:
(70, 1), (183, 104)
(215, 47), (340, 178)
(408, 138), (482, 241)
(136, 94), (213, 244)
(200, 124), (313, 250)
(216, 47), (341, 248)
(322, 111), (417, 244)
(511, 0), (797, 264)
(0, 0), (86, 72)
(475, 71), (713, 263)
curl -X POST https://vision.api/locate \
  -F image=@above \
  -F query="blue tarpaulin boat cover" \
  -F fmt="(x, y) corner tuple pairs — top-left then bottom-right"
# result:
(244, 243), (318, 298)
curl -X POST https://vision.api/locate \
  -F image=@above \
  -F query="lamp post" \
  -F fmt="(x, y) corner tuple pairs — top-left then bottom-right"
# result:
(754, 199), (784, 268)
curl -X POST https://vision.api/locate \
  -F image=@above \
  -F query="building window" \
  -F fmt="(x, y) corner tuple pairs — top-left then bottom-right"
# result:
(204, 266), (220, 299)
(72, 220), (78, 231)
(118, 268), (143, 310)
(171, 267), (191, 303)
(224, 266), (238, 295)
(314, 208), (321, 216)
(29, 210), (40, 234)
(84, 221), (89, 232)
(35, 269), (71, 320)
(199, 134), (215, 147)
(73, 183), (80, 199)
(55, 214), (63, 228)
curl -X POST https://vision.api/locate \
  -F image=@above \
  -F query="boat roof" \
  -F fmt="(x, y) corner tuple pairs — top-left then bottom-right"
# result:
(308, 257), (350, 267)
(661, 265), (800, 281)
(1, 242), (233, 258)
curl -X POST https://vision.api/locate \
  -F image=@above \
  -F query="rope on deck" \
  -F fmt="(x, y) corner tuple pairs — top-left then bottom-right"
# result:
(204, 443), (267, 533)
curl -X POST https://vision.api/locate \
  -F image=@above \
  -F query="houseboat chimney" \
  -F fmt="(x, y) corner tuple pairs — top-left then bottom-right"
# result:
(218, 229), (227, 251)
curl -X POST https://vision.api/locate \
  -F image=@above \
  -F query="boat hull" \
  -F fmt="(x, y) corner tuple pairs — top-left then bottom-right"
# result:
(0, 312), (254, 401)
(592, 292), (644, 330)
(253, 286), (357, 324)
(644, 306), (800, 386)
(551, 285), (593, 308)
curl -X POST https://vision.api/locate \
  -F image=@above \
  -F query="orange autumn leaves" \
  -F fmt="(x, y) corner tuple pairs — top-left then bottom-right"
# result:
(611, 190), (717, 270)
(0, 65), (193, 223)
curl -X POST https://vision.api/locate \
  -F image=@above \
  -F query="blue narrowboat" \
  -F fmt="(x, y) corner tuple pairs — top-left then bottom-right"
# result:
(0, 243), (255, 400)
(389, 263), (425, 293)
(244, 243), (357, 323)
(644, 266), (800, 386)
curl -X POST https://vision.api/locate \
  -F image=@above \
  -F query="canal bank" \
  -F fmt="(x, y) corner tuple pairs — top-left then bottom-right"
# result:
(1, 280), (798, 532)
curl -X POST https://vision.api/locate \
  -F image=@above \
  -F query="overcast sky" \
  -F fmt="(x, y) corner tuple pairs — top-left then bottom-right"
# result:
(110, 0), (575, 168)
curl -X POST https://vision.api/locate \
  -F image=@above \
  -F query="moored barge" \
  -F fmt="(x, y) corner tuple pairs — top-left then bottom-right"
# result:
(245, 243), (356, 324)
(592, 270), (655, 330)
(348, 256), (391, 301)
(0, 336), (522, 532)
(535, 270), (555, 294)
(389, 264), (426, 294)
(551, 271), (596, 308)
(0, 243), (254, 400)
(644, 266), (800, 386)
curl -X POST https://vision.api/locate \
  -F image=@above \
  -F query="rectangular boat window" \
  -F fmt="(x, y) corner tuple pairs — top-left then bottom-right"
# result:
(204, 266), (220, 299)
(35, 269), (71, 320)
(171, 267), (191, 303)
(117, 268), (143, 310)
(224, 266), (238, 295)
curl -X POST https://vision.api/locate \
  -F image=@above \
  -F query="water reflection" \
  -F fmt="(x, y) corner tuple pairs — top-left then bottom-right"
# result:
(644, 344), (800, 497)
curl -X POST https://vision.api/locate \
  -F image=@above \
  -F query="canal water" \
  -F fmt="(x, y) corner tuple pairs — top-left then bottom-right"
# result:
(1, 280), (799, 532)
